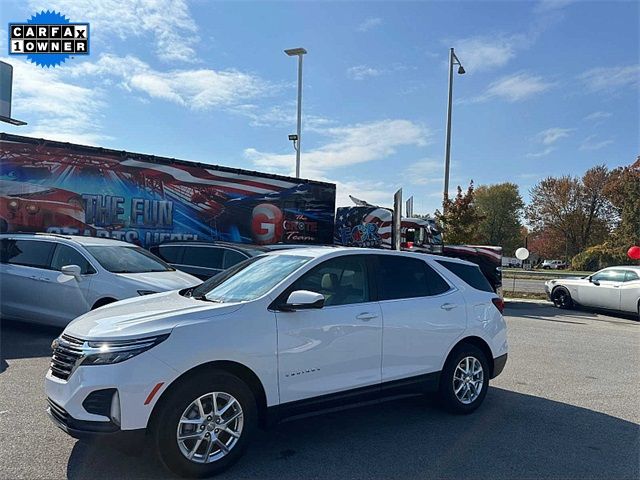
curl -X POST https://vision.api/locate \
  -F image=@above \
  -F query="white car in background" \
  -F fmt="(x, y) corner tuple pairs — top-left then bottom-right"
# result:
(0, 233), (200, 326)
(45, 247), (508, 477)
(541, 259), (568, 270)
(545, 266), (640, 319)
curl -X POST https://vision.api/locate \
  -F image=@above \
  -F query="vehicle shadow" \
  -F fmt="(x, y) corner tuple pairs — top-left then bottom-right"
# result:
(66, 387), (639, 480)
(505, 301), (638, 324)
(0, 319), (63, 373)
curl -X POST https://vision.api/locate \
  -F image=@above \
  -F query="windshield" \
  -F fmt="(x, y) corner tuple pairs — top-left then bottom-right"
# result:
(86, 246), (174, 273)
(191, 254), (312, 303)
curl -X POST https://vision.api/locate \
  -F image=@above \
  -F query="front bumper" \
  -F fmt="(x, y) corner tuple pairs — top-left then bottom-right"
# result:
(45, 350), (178, 432)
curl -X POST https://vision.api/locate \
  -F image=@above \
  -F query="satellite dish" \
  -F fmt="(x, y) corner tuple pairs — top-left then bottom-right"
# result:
(515, 247), (530, 260)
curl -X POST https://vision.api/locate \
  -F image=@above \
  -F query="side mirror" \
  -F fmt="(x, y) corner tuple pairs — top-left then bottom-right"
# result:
(281, 290), (325, 311)
(589, 276), (600, 286)
(61, 265), (82, 278)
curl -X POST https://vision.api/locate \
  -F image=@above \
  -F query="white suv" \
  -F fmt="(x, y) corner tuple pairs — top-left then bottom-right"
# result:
(0, 234), (199, 326)
(45, 247), (508, 477)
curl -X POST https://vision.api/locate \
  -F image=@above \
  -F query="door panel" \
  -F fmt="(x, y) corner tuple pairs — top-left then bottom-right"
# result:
(620, 271), (640, 313)
(381, 290), (466, 381)
(581, 270), (626, 310)
(275, 254), (382, 404)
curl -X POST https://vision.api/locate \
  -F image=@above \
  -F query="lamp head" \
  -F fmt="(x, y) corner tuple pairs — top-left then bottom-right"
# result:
(285, 48), (307, 56)
(457, 66), (466, 75)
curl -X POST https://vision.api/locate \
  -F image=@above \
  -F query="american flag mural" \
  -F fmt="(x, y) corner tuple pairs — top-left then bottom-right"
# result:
(0, 134), (336, 247)
(334, 206), (393, 248)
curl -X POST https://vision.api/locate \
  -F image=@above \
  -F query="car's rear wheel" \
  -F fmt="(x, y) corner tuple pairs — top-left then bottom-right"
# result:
(154, 371), (257, 478)
(551, 287), (573, 309)
(438, 345), (489, 414)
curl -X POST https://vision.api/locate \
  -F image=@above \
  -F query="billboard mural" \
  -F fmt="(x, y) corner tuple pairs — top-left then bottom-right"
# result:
(0, 135), (336, 247)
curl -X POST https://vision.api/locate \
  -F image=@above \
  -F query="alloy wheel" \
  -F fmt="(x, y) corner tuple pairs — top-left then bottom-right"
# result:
(176, 391), (244, 464)
(452, 356), (484, 404)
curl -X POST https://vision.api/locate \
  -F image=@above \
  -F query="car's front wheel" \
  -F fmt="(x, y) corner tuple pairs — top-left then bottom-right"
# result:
(551, 287), (573, 309)
(438, 345), (489, 414)
(154, 371), (257, 478)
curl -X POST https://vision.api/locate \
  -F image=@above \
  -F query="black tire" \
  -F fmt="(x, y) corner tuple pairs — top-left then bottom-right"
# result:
(551, 287), (573, 309)
(154, 371), (257, 478)
(438, 344), (490, 414)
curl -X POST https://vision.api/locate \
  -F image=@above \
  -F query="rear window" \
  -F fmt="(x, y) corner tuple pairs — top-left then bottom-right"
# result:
(376, 255), (450, 300)
(0, 239), (55, 268)
(436, 260), (493, 292)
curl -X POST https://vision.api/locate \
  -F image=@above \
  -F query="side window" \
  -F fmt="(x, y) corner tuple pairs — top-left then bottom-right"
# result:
(2, 240), (55, 268)
(424, 263), (451, 295)
(625, 270), (639, 282)
(157, 245), (183, 263)
(50, 244), (95, 274)
(377, 255), (430, 300)
(593, 270), (626, 282)
(182, 247), (223, 270)
(435, 260), (493, 292)
(222, 250), (247, 270)
(292, 255), (370, 307)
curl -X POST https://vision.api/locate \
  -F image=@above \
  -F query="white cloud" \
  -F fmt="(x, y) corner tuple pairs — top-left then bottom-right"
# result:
(357, 17), (382, 32)
(332, 178), (398, 209)
(579, 65), (640, 93)
(452, 36), (518, 73)
(228, 104), (333, 130)
(580, 135), (614, 151)
(68, 54), (275, 110)
(469, 73), (555, 103)
(3, 57), (109, 145)
(28, 0), (198, 62)
(537, 127), (574, 145)
(526, 147), (555, 158)
(534, 0), (576, 13)
(404, 159), (442, 185)
(244, 119), (430, 178)
(347, 65), (383, 80)
(583, 111), (612, 122)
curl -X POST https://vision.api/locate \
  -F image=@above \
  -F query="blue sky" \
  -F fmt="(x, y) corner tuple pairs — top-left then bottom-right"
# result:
(1, 0), (638, 214)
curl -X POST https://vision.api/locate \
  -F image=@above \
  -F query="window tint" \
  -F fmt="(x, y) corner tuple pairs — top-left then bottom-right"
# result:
(377, 256), (430, 300)
(157, 245), (183, 263)
(625, 270), (639, 282)
(424, 263), (451, 295)
(0, 239), (55, 268)
(592, 270), (626, 282)
(50, 244), (95, 274)
(292, 255), (370, 307)
(182, 247), (223, 269)
(435, 260), (493, 292)
(223, 249), (247, 269)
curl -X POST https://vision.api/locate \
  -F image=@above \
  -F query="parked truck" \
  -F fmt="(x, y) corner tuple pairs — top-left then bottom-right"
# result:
(334, 199), (502, 293)
(0, 133), (336, 247)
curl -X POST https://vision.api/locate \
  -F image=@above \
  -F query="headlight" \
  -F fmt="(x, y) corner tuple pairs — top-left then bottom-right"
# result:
(80, 334), (169, 366)
(137, 290), (159, 296)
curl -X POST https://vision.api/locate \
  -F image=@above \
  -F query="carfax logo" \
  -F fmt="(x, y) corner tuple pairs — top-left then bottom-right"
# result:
(9, 10), (89, 67)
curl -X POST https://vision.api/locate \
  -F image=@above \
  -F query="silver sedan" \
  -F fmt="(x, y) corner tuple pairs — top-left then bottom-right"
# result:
(545, 266), (640, 319)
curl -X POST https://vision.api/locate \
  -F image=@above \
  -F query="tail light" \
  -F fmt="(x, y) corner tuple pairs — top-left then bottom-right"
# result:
(492, 297), (505, 314)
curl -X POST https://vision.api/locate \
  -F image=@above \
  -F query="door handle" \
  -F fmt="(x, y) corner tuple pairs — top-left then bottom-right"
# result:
(440, 303), (458, 311)
(356, 312), (378, 321)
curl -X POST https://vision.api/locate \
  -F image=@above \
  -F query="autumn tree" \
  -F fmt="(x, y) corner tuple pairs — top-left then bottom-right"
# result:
(435, 181), (482, 244)
(474, 183), (524, 255)
(525, 165), (611, 258)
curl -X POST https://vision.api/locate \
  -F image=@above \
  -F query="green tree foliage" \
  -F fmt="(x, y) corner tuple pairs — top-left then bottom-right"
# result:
(604, 159), (640, 248)
(474, 183), (524, 256)
(435, 181), (482, 245)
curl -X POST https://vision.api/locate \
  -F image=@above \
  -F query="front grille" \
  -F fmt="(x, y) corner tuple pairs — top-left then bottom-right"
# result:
(50, 334), (84, 381)
(47, 398), (68, 426)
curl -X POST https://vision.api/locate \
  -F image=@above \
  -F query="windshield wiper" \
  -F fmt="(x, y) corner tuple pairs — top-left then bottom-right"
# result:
(192, 294), (222, 303)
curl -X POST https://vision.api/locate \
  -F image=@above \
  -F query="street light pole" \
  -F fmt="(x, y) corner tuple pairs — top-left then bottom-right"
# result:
(285, 47), (307, 178)
(443, 47), (465, 209)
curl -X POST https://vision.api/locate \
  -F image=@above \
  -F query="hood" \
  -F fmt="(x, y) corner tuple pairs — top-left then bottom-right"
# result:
(115, 269), (200, 291)
(65, 290), (243, 340)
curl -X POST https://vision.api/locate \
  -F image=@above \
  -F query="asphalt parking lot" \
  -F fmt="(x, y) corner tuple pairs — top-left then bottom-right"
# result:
(1, 302), (638, 480)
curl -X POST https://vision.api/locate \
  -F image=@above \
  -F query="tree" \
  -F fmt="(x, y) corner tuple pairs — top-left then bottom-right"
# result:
(435, 181), (482, 244)
(474, 183), (524, 256)
(525, 166), (611, 259)
(604, 159), (640, 248)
